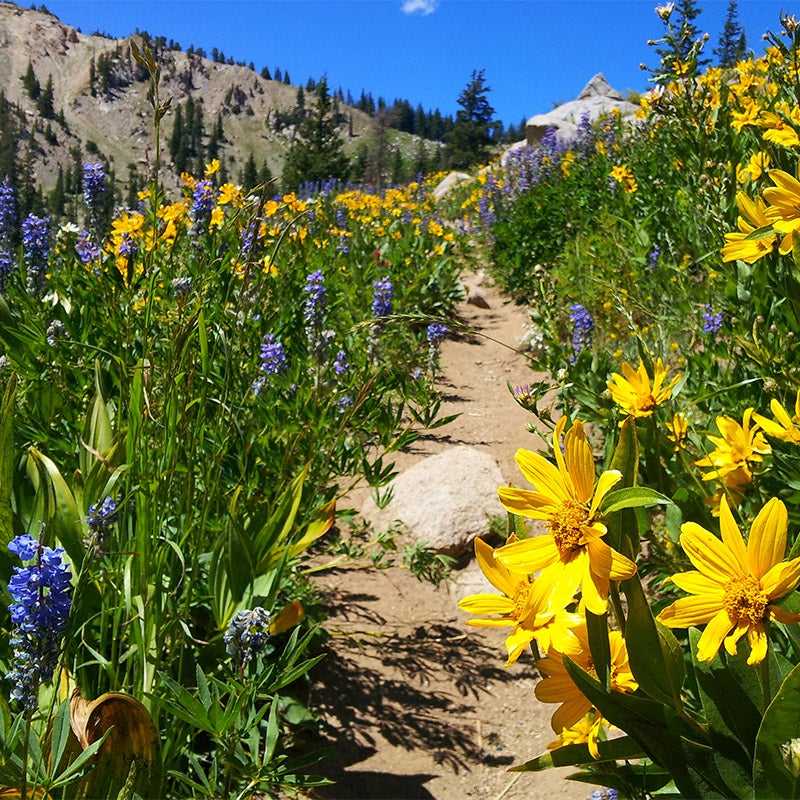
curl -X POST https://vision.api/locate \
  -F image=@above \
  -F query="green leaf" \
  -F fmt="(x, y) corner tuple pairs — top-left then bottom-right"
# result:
(606, 416), (640, 561)
(600, 487), (673, 515)
(754, 662), (800, 799)
(0, 374), (17, 549)
(689, 629), (758, 800)
(623, 574), (685, 708)
(511, 735), (646, 771)
(586, 610), (611, 691)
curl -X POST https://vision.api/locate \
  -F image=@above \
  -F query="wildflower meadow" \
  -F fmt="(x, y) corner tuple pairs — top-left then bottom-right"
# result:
(4, 7), (800, 800)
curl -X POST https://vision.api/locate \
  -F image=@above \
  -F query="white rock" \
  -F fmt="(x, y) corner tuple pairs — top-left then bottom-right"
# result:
(360, 446), (505, 557)
(432, 171), (473, 201)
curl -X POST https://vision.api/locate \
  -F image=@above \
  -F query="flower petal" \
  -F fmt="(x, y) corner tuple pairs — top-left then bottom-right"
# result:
(723, 621), (748, 656)
(658, 595), (724, 628)
(563, 420), (594, 504)
(514, 448), (571, 503)
(718, 496), (748, 570)
(761, 556), (800, 600)
(495, 535), (560, 573)
(551, 695), (593, 734)
(747, 497), (788, 579)
(746, 623), (768, 665)
(474, 536), (515, 595)
(695, 610), (734, 663)
(680, 522), (744, 581)
(498, 486), (559, 519)
(589, 470), (623, 517)
(586, 537), (637, 580)
(669, 570), (725, 596)
(581, 547), (609, 615)
(458, 594), (516, 616)
(505, 627), (536, 667)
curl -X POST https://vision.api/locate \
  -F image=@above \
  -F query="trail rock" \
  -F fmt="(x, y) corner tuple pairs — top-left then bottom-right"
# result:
(360, 446), (505, 557)
(432, 171), (472, 201)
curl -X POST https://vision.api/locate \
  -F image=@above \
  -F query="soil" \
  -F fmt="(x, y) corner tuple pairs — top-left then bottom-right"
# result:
(302, 273), (592, 800)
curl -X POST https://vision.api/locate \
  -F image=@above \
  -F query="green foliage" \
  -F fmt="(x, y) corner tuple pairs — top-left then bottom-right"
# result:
(444, 69), (497, 169)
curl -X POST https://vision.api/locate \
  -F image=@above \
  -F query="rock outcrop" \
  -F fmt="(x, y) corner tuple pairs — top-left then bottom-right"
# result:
(525, 72), (639, 146)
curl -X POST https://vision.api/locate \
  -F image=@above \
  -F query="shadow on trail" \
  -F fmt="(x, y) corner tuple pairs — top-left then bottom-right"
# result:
(304, 580), (519, 799)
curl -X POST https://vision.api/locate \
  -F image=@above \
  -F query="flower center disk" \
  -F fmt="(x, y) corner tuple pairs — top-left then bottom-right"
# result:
(548, 500), (589, 556)
(723, 575), (768, 626)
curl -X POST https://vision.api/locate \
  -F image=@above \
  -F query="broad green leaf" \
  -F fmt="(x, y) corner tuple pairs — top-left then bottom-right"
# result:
(754, 662), (800, 799)
(511, 735), (646, 771)
(0, 374), (17, 548)
(586, 609), (611, 691)
(623, 574), (685, 708)
(689, 629), (758, 800)
(600, 487), (673, 515)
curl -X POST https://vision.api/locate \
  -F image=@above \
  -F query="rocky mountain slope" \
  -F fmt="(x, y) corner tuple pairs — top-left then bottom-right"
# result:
(0, 2), (421, 193)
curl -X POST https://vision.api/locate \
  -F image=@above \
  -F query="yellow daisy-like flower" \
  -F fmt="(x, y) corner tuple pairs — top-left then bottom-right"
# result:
(721, 192), (777, 264)
(607, 358), (681, 419)
(458, 537), (582, 667)
(666, 412), (689, 451)
(763, 169), (800, 255)
(694, 408), (771, 484)
(494, 417), (636, 615)
(753, 390), (800, 445)
(547, 710), (610, 759)
(658, 496), (800, 664)
(536, 626), (638, 736)
(609, 164), (638, 193)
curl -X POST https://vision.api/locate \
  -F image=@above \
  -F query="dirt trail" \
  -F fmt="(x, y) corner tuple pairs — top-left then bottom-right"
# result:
(304, 274), (590, 800)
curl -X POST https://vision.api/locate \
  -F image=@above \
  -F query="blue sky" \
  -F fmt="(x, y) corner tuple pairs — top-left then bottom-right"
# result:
(31, 1), (792, 127)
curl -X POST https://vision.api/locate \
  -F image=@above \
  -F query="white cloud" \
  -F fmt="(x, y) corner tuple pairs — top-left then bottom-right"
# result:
(401, 0), (439, 16)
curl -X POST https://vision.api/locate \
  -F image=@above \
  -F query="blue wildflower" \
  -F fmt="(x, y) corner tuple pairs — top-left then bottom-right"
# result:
(191, 178), (215, 222)
(82, 162), (105, 211)
(86, 496), (119, 552)
(6, 534), (72, 711)
(372, 276), (394, 318)
(648, 245), (661, 270)
(0, 177), (16, 240)
(333, 349), (349, 375)
(569, 304), (594, 363)
(75, 229), (101, 266)
(702, 304), (724, 334)
(0, 250), (11, 293)
(303, 270), (326, 325)
(426, 323), (448, 344)
(337, 395), (353, 413)
(22, 214), (50, 297)
(252, 333), (288, 394)
(224, 607), (271, 668)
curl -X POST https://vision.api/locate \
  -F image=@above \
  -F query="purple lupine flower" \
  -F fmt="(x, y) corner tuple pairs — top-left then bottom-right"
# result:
(303, 270), (326, 325)
(337, 395), (353, 413)
(372, 276), (394, 318)
(0, 177), (16, 240)
(75, 229), (101, 266)
(191, 178), (215, 222)
(22, 214), (50, 296)
(45, 319), (65, 346)
(702, 304), (724, 334)
(118, 232), (137, 258)
(252, 333), (288, 394)
(6, 534), (72, 711)
(86, 496), (119, 542)
(224, 607), (272, 668)
(426, 323), (448, 344)
(0, 250), (11, 293)
(82, 162), (106, 210)
(648, 245), (661, 270)
(569, 303), (595, 362)
(333, 349), (349, 375)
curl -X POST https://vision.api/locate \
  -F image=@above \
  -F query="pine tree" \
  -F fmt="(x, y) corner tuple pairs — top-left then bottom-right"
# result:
(281, 77), (349, 190)
(242, 152), (259, 191)
(37, 75), (55, 119)
(715, 0), (747, 67)
(443, 69), (496, 169)
(22, 62), (41, 101)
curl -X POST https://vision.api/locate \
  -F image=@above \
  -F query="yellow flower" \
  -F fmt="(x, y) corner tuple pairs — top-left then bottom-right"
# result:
(458, 537), (582, 667)
(721, 192), (776, 264)
(736, 151), (770, 184)
(607, 358), (681, 418)
(610, 164), (638, 193)
(694, 408), (770, 484)
(666, 412), (689, 451)
(494, 417), (636, 615)
(753, 390), (800, 445)
(204, 159), (220, 177)
(535, 625), (638, 736)
(547, 710), (609, 759)
(658, 496), (800, 664)
(763, 169), (800, 255)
